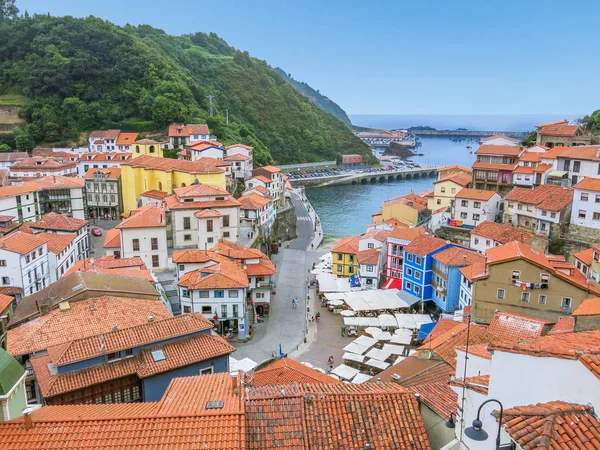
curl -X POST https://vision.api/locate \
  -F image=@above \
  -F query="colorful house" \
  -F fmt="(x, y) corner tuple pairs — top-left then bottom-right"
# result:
(374, 191), (430, 227)
(401, 235), (456, 307)
(332, 236), (360, 277)
(132, 139), (165, 159)
(428, 171), (472, 211)
(0, 348), (26, 421)
(384, 226), (427, 287)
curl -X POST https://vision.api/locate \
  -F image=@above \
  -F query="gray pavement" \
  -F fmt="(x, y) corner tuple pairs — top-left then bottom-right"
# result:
(289, 192), (315, 250)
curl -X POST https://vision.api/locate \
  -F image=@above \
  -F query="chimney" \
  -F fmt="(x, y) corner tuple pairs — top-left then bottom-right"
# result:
(376, 377), (382, 385)
(148, 316), (154, 323)
(414, 392), (421, 406)
(22, 406), (35, 430)
(112, 324), (118, 332)
(231, 373), (238, 391)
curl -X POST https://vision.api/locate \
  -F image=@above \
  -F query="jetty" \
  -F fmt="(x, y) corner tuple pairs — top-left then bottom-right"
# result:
(290, 165), (440, 187)
(412, 129), (529, 139)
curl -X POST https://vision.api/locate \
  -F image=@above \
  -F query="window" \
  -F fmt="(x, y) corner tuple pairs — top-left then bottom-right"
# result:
(416, 257), (422, 265)
(2, 276), (10, 285)
(440, 187), (446, 193)
(407, 254), (413, 262)
(114, 391), (122, 404)
(200, 367), (214, 376)
(518, 204), (523, 210)
(521, 292), (530, 303)
(497, 289), (505, 299)
(406, 268), (413, 276)
(451, 188), (456, 194)
(538, 295), (547, 305)
(460, 212), (468, 219)
(366, 265), (374, 272)
(224, 232), (230, 238)
(184, 234), (192, 241)
(436, 199), (442, 205)
(349, 266), (354, 273)
(125, 349), (133, 357)
(223, 215), (230, 227)
(183, 306), (191, 313)
(198, 291), (210, 298)
(207, 220), (213, 232)
(132, 239), (140, 251)
(132, 386), (140, 400)
(474, 237), (480, 244)
(415, 271), (421, 280)
(151, 238), (158, 250)
(473, 214), (480, 221)
(561, 297), (572, 309)
(183, 217), (191, 229)
(511, 270), (520, 280)
(214, 290), (224, 298)
(414, 286), (420, 295)
(594, 212), (600, 221)
(596, 194), (600, 203)
(0, 260), (5, 267)
(461, 200), (468, 207)
(581, 193), (589, 202)
(233, 304), (239, 317)
(368, 243), (374, 249)
(573, 161), (581, 173)
(228, 290), (239, 298)
(540, 274), (550, 283)
(107, 352), (120, 362)
(179, 264), (185, 272)
(182, 288), (190, 298)
(152, 255), (159, 267)
(337, 253), (343, 261)
(405, 281), (412, 290)
(486, 240), (491, 246)
(202, 305), (212, 314)
(474, 201), (481, 208)
(550, 212), (556, 218)
(579, 210), (586, 219)
(337, 265), (342, 271)
(541, 210), (547, 216)
(221, 304), (227, 318)
(207, 237), (213, 243)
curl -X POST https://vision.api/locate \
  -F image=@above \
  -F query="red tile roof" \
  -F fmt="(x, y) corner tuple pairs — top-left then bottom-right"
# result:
(251, 174), (272, 184)
(0, 294), (13, 312)
(472, 161), (518, 171)
(572, 297), (600, 316)
(512, 165), (535, 175)
(538, 124), (582, 136)
(168, 123), (210, 137)
(243, 185), (269, 196)
(573, 247), (594, 266)
(211, 240), (265, 260)
(115, 132), (138, 146)
(116, 203), (166, 229)
(250, 358), (341, 386)
(403, 234), (448, 257)
(256, 165), (280, 173)
(332, 235), (360, 254)
(0, 183), (40, 199)
(36, 232), (76, 253)
(421, 319), (464, 345)
(547, 316), (575, 335)
(495, 401), (600, 450)
(488, 311), (553, 342)
(30, 175), (85, 189)
(123, 155), (224, 174)
(84, 167), (121, 178)
(7, 296), (172, 356)
(102, 228), (120, 248)
(178, 258), (249, 290)
(455, 188), (497, 201)
(164, 193), (240, 210)
(383, 191), (429, 212)
(140, 189), (168, 199)
(574, 177), (600, 192)
(0, 231), (47, 255)
(357, 248), (380, 265)
(504, 185), (573, 212)
(224, 153), (250, 161)
(30, 212), (88, 232)
(485, 241), (554, 270)
(459, 263), (486, 282)
(387, 225), (426, 242)
(449, 374), (489, 395)
(172, 249), (215, 263)
(433, 247), (485, 267)
(553, 145), (600, 161)
(195, 209), (222, 218)
(63, 256), (153, 281)
(226, 144), (254, 150)
(519, 151), (543, 163)
(362, 228), (392, 242)
(455, 344), (492, 360)
(239, 192), (273, 210)
(434, 171), (472, 187)
(409, 381), (457, 420)
(475, 144), (524, 157)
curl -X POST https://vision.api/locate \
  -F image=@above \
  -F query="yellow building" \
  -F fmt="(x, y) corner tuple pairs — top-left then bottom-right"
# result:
(132, 139), (165, 159)
(121, 155), (227, 212)
(373, 191), (430, 227)
(427, 171), (472, 211)
(332, 236), (360, 277)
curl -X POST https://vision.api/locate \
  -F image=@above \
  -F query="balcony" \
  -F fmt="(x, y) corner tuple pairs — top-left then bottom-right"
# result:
(432, 266), (448, 279)
(431, 278), (447, 295)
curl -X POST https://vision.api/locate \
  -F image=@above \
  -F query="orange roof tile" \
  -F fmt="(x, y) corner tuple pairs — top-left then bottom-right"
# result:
(115, 132), (138, 146)
(538, 124), (582, 136)
(0, 294), (13, 312)
(211, 240), (265, 260)
(472, 221), (533, 244)
(547, 316), (575, 335)
(421, 319), (464, 345)
(572, 297), (600, 316)
(488, 311), (553, 342)
(244, 258), (276, 277)
(256, 165), (280, 173)
(116, 203), (166, 229)
(36, 232), (75, 253)
(168, 123), (210, 137)
(174, 183), (230, 198)
(574, 177), (600, 191)
(533, 163), (553, 172)
(553, 145), (600, 161)
(387, 225), (426, 242)
(408, 381), (457, 420)
(243, 185), (269, 196)
(140, 190), (168, 200)
(475, 144), (524, 157)
(393, 360), (454, 388)
(63, 256), (152, 280)
(434, 171), (472, 187)
(486, 241), (553, 270)
(449, 374), (490, 395)
(178, 259), (249, 290)
(239, 192), (273, 210)
(361, 228), (391, 242)
(536, 120), (570, 128)
(455, 188), (497, 201)
(30, 175), (84, 189)
(433, 247), (485, 267)
(505, 185), (573, 212)
(481, 134), (521, 143)
(0, 231), (47, 255)
(7, 296), (171, 356)
(123, 155), (224, 174)
(195, 209), (222, 218)
(164, 194), (240, 210)
(455, 344), (492, 360)
(102, 228), (120, 248)
(512, 165), (535, 175)
(172, 249), (215, 263)
(438, 164), (473, 173)
(403, 234), (448, 257)
(519, 152), (542, 163)
(573, 247), (594, 266)
(495, 401), (600, 450)
(331, 235), (360, 254)
(251, 174), (272, 184)
(226, 143), (254, 150)
(84, 167), (121, 178)
(250, 358), (341, 386)
(30, 212), (88, 232)
(357, 248), (380, 265)
(472, 161), (519, 171)
(0, 183), (40, 199)
(459, 262), (486, 282)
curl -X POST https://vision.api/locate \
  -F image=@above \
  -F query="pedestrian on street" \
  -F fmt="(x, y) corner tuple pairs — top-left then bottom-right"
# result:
(311, 243), (314, 250)
(247, 232), (250, 239)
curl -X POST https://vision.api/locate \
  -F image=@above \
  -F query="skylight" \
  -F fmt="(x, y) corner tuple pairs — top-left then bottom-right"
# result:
(151, 349), (166, 362)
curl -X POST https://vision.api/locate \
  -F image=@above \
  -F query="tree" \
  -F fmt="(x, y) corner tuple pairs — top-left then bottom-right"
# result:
(578, 109), (600, 134)
(521, 131), (537, 147)
(14, 128), (35, 151)
(548, 237), (565, 256)
(0, 144), (11, 152)
(0, 0), (18, 20)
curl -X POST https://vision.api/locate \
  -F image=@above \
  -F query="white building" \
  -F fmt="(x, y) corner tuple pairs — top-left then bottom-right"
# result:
(36, 233), (77, 282)
(0, 184), (41, 223)
(552, 145), (600, 187)
(30, 176), (87, 221)
(570, 177), (600, 231)
(0, 152), (28, 169)
(469, 221), (533, 254)
(164, 184), (240, 250)
(479, 134), (521, 146)
(358, 249), (382, 289)
(167, 124), (211, 149)
(188, 142), (224, 161)
(88, 130), (121, 152)
(28, 212), (90, 261)
(453, 188), (501, 227)
(9, 156), (78, 180)
(77, 152), (131, 176)
(238, 192), (275, 230)
(458, 265), (479, 309)
(116, 203), (169, 271)
(224, 154), (252, 180)
(0, 231), (50, 297)
(251, 166), (285, 208)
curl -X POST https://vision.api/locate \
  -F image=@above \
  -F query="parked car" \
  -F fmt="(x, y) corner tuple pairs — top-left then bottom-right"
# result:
(91, 227), (103, 237)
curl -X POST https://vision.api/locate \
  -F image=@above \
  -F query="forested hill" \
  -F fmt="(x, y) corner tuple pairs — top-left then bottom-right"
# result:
(274, 68), (352, 126)
(0, 14), (371, 165)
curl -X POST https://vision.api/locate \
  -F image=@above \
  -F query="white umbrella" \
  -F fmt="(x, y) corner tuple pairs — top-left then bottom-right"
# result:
(377, 331), (393, 341)
(301, 362), (314, 368)
(314, 367), (327, 374)
(365, 326), (383, 338)
(340, 310), (356, 317)
(328, 300), (345, 306)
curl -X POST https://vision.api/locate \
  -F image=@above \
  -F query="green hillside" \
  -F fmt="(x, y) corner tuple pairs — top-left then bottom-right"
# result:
(0, 14), (371, 165)
(273, 68), (352, 126)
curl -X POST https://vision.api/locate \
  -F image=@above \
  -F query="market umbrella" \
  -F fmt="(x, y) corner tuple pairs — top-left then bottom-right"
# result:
(365, 326), (383, 338)
(340, 310), (356, 317)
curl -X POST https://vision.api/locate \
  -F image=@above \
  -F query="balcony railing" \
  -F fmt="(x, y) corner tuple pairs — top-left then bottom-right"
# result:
(431, 279), (447, 294)
(431, 266), (448, 279)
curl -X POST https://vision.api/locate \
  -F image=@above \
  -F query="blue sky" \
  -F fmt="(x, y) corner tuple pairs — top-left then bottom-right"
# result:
(17, 0), (600, 116)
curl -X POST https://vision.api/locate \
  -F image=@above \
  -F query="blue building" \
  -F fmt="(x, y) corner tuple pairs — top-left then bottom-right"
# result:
(431, 247), (485, 313)
(30, 312), (235, 405)
(401, 235), (455, 307)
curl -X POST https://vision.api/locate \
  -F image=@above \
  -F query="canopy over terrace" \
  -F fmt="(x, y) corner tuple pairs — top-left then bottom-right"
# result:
(316, 273), (352, 293)
(340, 289), (411, 312)
(394, 314), (433, 330)
(331, 364), (361, 381)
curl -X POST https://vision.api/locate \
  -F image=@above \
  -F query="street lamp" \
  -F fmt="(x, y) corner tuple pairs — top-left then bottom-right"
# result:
(445, 412), (456, 429)
(464, 399), (514, 450)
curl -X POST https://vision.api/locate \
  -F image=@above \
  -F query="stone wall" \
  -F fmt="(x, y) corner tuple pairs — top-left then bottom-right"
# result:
(271, 205), (298, 243)
(434, 225), (472, 246)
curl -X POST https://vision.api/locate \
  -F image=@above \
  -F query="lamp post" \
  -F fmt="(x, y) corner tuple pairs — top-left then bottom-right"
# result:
(464, 398), (513, 450)
(445, 412), (456, 429)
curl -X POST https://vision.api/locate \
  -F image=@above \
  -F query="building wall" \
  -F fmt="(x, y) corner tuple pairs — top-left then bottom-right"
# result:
(455, 350), (491, 378)
(332, 252), (358, 277)
(359, 263), (379, 289)
(453, 195), (501, 227)
(419, 403), (455, 450)
(179, 288), (246, 322)
(379, 202), (419, 226)
(472, 259), (595, 323)
(570, 188), (600, 229)
(120, 227), (168, 271)
(191, 148), (223, 161)
(0, 191), (40, 223)
(459, 274), (473, 309)
(0, 377), (26, 421)
(132, 143), (164, 159)
(142, 355), (229, 402)
(428, 180), (464, 211)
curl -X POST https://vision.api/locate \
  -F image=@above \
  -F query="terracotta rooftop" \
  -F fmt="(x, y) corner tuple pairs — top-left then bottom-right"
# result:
(224, 153), (249, 161)
(421, 319), (464, 345)
(574, 177), (600, 192)
(472, 161), (519, 171)
(403, 234), (448, 257)
(84, 167), (121, 179)
(226, 143), (254, 150)
(449, 374), (490, 395)
(63, 256), (153, 281)
(211, 240), (265, 261)
(123, 155), (224, 174)
(8, 296), (171, 356)
(256, 165), (280, 173)
(387, 225), (426, 242)
(383, 191), (429, 212)
(494, 401), (600, 450)
(505, 185), (574, 212)
(36, 232), (75, 254)
(250, 358), (341, 386)
(239, 192), (273, 210)
(0, 231), (47, 255)
(0, 294), (13, 312)
(172, 249), (215, 264)
(102, 228), (121, 248)
(178, 258), (249, 290)
(168, 123), (210, 137)
(0, 151), (28, 162)
(140, 189), (168, 199)
(459, 262), (487, 282)
(30, 212), (88, 232)
(434, 171), (472, 187)
(396, 361), (455, 388)
(485, 241), (553, 271)
(0, 183), (40, 199)
(117, 203), (166, 229)
(174, 183), (230, 198)
(475, 144), (524, 157)
(409, 381), (457, 420)
(519, 151), (543, 163)
(164, 193), (240, 210)
(243, 185), (269, 196)
(488, 311), (553, 342)
(455, 188), (497, 201)
(332, 235), (360, 255)
(195, 209), (222, 219)
(572, 297), (600, 316)
(250, 174), (272, 184)
(573, 247), (594, 266)
(115, 132), (138, 146)
(438, 164), (473, 173)
(548, 316), (575, 335)
(512, 165), (535, 175)
(433, 247), (485, 267)
(553, 145), (600, 161)
(481, 134), (521, 143)
(538, 123), (582, 136)
(455, 343), (492, 360)
(30, 175), (85, 189)
(357, 248), (380, 265)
